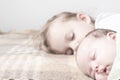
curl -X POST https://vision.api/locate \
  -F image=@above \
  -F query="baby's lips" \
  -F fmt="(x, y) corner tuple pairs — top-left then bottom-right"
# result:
(95, 73), (108, 80)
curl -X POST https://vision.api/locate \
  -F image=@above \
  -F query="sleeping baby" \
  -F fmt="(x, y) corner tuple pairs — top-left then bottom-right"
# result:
(76, 29), (116, 80)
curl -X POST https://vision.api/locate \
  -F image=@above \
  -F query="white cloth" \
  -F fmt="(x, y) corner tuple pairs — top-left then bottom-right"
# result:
(95, 12), (120, 80)
(95, 12), (120, 31)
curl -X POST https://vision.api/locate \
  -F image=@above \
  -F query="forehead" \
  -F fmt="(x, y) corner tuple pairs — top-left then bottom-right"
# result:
(48, 20), (82, 34)
(76, 38), (92, 75)
(77, 36), (97, 54)
(48, 19), (79, 37)
(78, 36), (95, 49)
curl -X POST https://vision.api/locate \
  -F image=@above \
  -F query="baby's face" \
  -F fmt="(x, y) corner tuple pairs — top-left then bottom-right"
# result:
(47, 19), (94, 55)
(48, 20), (93, 54)
(76, 34), (116, 80)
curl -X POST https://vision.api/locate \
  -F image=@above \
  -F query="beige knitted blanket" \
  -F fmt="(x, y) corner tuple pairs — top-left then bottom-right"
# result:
(0, 33), (91, 80)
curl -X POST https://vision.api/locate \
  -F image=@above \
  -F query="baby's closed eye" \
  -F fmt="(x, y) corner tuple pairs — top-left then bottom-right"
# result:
(89, 50), (96, 60)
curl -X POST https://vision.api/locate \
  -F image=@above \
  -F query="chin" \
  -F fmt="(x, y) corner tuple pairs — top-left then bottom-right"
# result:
(95, 74), (108, 80)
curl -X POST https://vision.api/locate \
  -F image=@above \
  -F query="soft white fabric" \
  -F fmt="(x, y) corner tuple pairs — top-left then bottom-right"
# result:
(95, 13), (120, 80)
(108, 32), (120, 80)
(95, 12), (120, 31)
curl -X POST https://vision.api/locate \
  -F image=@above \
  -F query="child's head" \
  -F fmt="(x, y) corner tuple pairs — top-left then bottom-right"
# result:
(37, 12), (95, 55)
(76, 29), (116, 80)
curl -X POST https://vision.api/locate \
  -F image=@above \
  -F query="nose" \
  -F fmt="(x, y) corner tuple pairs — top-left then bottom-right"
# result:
(97, 65), (106, 73)
(69, 40), (80, 52)
(91, 63), (106, 73)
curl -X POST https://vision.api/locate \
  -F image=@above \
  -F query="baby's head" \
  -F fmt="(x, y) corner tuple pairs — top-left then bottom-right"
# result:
(38, 12), (94, 55)
(76, 29), (116, 80)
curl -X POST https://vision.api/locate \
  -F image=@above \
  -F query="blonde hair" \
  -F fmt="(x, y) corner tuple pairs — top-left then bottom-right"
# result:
(33, 12), (94, 53)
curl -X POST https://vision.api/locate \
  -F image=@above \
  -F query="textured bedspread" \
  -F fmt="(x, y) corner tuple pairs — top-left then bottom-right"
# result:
(0, 53), (80, 80)
(0, 33), (91, 80)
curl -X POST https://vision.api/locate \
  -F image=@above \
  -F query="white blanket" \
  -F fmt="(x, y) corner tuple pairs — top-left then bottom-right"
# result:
(95, 13), (120, 80)
(108, 32), (120, 80)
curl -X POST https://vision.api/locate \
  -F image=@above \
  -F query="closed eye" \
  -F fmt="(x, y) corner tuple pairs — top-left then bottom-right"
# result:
(89, 50), (96, 60)
(66, 31), (75, 41)
(71, 32), (75, 41)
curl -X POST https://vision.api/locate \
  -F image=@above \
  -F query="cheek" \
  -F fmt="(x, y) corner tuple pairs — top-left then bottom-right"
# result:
(76, 55), (85, 72)
(76, 53), (82, 66)
(76, 48), (88, 70)
(97, 50), (115, 63)
(76, 51), (84, 68)
(96, 54), (114, 68)
(76, 42), (89, 62)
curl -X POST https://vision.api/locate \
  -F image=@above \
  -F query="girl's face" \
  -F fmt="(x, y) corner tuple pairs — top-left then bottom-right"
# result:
(47, 18), (94, 55)
(76, 32), (116, 80)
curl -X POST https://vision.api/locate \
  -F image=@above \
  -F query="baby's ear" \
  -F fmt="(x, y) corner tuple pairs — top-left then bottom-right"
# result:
(107, 32), (116, 40)
(76, 13), (91, 24)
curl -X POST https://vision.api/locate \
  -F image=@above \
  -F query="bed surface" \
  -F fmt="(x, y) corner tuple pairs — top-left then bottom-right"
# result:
(0, 33), (92, 80)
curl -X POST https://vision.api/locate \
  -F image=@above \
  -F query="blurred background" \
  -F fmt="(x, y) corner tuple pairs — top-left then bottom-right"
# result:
(0, 0), (120, 32)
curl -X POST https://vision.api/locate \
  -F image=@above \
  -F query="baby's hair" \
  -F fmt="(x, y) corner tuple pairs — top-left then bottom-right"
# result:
(33, 12), (80, 53)
(85, 28), (116, 38)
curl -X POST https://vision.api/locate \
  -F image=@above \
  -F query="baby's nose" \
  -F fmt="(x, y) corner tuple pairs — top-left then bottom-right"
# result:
(94, 65), (106, 74)
(97, 65), (106, 73)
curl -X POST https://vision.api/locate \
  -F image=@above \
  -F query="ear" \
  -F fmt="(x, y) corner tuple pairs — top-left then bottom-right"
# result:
(76, 13), (91, 24)
(107, 32), (116, 40)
